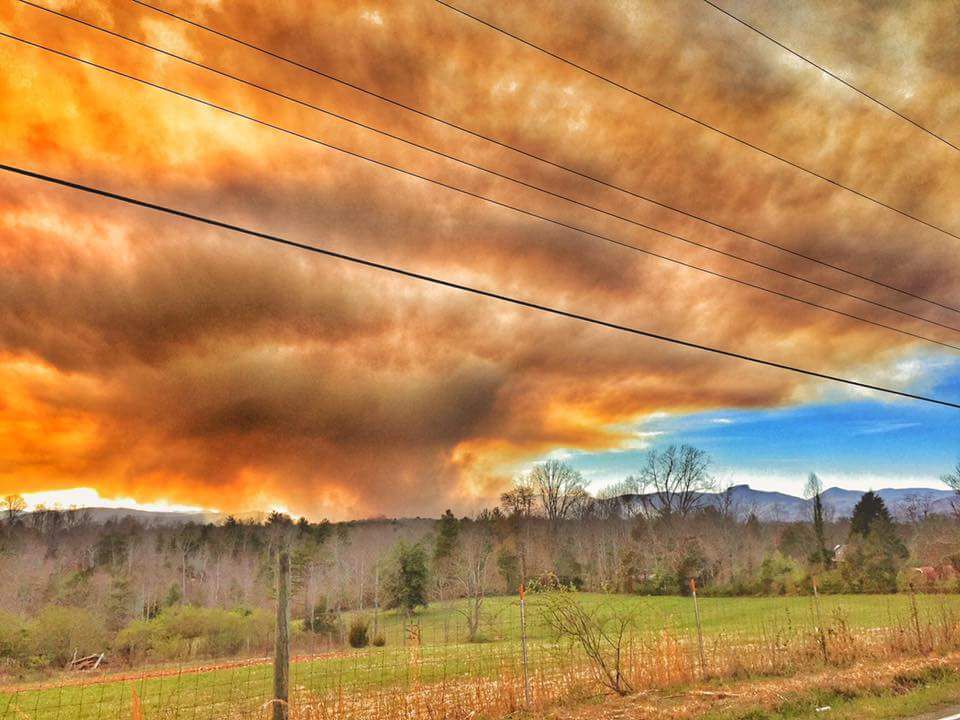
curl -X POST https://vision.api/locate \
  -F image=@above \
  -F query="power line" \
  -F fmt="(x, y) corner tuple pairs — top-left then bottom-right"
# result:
(4, 161), (958, 410)
(433, 1), (960, 249)
(22, 0), (960, 341)
(700, 0), (960, 154)
(127, 0), (960, 316)
(5, 30), (959, 354)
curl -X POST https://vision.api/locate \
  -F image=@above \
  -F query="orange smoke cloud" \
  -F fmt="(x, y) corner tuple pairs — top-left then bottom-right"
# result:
(0, 0), (958, 517)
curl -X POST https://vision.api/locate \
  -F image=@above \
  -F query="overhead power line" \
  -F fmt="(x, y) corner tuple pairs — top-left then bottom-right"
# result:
(127, 0), (960, 316)
(433, 1), (960, 248)
(4, 161), (958, 410)
(21, 0), (960, 342)
(700, 0), (960, 154)
(4, 30), (959, 354)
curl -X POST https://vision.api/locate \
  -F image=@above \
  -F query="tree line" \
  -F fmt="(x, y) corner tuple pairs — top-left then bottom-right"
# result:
(1, 449), (958, 672)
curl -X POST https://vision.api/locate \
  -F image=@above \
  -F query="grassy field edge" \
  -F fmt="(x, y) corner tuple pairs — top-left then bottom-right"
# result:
(541, 654), (960, 720)
(699, 666), (960, 720)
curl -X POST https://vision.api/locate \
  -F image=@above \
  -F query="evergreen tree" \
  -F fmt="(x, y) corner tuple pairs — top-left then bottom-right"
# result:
(384, 542), (429, 614)
(850, 491), (892, 537)
(840, 514), (908, 592)
(841, 491), (907, 592)
(433, 510), (460, 568)
(496, 546), (520, 594)
(106, 572), (134, 631)
(805, 473), (832, 568)
(432, 510), (460, 601)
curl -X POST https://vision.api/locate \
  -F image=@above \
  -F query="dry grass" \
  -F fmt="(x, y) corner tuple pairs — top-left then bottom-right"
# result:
(272, 604), (960, 720)
(6, 595), (960, 719)
(191, 610), (960, 720)
(544, 653), (960, 720)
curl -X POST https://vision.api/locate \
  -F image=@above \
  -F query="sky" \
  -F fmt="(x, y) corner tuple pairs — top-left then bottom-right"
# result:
(1, 0), (959, 519)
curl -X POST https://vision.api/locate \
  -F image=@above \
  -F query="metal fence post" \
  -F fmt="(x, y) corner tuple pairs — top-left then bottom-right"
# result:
(519, 583), (531, 708)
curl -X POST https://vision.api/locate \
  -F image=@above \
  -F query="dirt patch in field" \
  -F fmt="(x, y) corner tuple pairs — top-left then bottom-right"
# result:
(1, 650), (352, 694)
(540, 653), (960, 720)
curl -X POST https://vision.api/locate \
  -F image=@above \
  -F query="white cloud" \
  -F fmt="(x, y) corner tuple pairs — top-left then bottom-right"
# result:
(21, 487), (211, 514)
(851, 421), (921, 436)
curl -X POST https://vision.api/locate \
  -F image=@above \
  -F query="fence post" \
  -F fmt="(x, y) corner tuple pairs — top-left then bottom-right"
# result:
(519, 583), (531, 708)
(909, 582), (924, 652)
(812, 575), (828, 663)
(690, 578), (706, 678)
(274, 549), (290, 720)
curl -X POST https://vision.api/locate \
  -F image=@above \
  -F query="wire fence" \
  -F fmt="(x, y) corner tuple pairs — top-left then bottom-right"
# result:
(4, 590), (960, 720)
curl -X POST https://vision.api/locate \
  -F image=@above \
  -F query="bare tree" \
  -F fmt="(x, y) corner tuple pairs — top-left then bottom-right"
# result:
(596, 477), (642, 519)
(942, 462), (960, 518)
(805, 472), (831, 568)
(500, 478), (535, 518)
(715, 482), (740, 521)
(943, 462), (960, 490)
(453, 522), (495, 641)
(2, 494), (26, 525)
(171, 525), (202, 601)
(530, 459), (588, 530)
(501, 476), (536, 584)
(768, 502), (787, 523)
(636, 445), (715, 521)
(900, 494), (934, 525)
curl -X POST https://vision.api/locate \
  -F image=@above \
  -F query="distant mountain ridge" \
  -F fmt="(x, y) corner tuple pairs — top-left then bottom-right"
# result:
(20, 485), (956, 525)
(23, 506), (215, 526)
(620, 484), (955, 521)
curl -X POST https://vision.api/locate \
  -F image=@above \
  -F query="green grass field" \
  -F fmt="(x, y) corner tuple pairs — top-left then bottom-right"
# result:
(4, 593), (959, 720)
(357, 591), (960, 645)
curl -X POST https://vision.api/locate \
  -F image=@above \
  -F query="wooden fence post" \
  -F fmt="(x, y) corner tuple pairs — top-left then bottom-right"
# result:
(812, 575), (828, 663)
(909, 582), (924, 652)
(274, 549), (290, 720)
(690, 578), (706, 678)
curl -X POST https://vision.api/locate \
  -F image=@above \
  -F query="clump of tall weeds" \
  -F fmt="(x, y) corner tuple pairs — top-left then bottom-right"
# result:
(539, 590), (638, 695)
